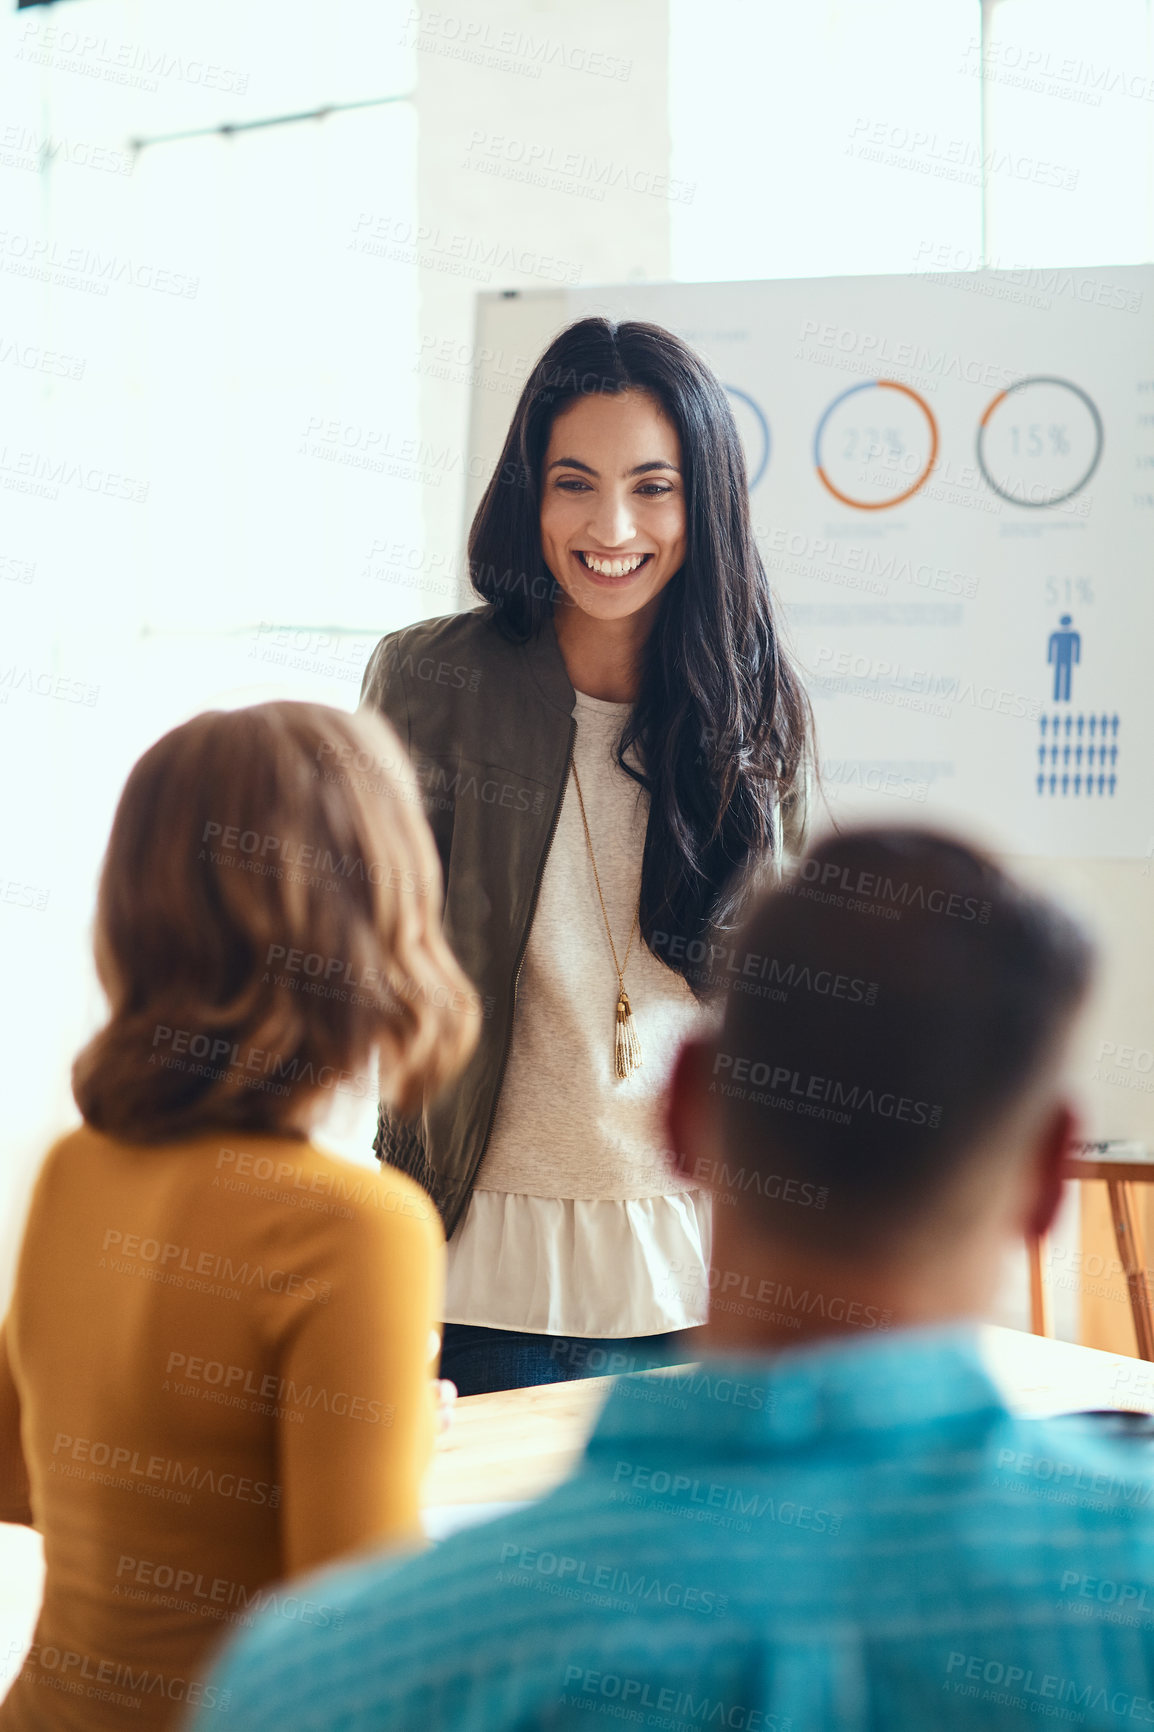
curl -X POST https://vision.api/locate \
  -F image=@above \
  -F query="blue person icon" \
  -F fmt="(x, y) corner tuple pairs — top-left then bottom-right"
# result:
(1047, 615), (1081, 703)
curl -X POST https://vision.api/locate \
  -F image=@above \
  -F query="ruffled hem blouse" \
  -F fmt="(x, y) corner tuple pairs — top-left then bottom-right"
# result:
(443, 1189), (711, 1337)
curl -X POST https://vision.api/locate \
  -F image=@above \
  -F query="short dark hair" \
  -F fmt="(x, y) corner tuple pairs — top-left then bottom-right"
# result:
(711, 826), (1094, 1250)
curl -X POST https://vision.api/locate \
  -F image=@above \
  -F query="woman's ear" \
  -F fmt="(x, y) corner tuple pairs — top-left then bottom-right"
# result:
(664, 1038), (716, 1184)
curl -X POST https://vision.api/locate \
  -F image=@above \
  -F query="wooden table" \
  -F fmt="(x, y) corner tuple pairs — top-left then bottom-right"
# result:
(1029, 1161), (1154, 1360)
(421, 1323), (1154, 1508)
(3, 1324), (1151, 1701)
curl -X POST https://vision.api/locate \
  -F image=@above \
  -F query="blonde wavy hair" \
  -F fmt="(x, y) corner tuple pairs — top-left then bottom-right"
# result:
(73, 702), (479, 1140)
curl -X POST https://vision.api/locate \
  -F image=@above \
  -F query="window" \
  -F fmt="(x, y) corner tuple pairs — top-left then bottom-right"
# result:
(669, 0), (982, 281)
(0, 0), (417, 1265)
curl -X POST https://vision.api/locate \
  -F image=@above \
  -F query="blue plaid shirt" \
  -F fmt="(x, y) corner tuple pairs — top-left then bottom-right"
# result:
(194, 1326), (1154, 1731)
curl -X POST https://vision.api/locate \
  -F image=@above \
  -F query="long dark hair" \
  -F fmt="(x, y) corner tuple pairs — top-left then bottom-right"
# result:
(468, 316), (813, 995)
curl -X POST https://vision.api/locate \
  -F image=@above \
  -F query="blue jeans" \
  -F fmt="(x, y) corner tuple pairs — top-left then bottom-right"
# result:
(439, 1323), (694, 1397)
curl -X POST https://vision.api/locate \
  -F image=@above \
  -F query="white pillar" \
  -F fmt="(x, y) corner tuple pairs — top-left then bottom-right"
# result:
(410, 1), (672, 604)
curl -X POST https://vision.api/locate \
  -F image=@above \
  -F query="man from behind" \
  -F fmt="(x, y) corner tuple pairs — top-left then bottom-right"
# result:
(195, 826), (1154, 1731)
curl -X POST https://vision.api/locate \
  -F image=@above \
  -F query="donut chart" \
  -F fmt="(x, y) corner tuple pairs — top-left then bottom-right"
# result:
(813, 380), (938, 510)
(724, 384), (771, 489)
(977, 376), (1103, 508)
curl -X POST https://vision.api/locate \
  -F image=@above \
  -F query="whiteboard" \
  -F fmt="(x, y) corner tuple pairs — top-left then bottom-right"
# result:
(468, 267), (1154, 862)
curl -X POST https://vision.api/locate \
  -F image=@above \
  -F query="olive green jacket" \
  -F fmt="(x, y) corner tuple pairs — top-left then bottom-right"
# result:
(359, 604), (806, 1239)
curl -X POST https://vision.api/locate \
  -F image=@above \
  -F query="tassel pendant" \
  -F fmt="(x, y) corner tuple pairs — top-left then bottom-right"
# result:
(614, 986), (642, 1080)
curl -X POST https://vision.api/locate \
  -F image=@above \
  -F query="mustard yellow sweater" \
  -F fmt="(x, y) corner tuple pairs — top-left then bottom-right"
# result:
(0, 1125), (443, 1730)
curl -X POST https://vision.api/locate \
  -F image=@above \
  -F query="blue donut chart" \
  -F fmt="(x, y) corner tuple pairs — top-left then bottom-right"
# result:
(724, 384), (771, 489)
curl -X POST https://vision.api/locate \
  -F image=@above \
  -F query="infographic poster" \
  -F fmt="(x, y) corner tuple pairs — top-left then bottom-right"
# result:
(524, 267), (1154, 859)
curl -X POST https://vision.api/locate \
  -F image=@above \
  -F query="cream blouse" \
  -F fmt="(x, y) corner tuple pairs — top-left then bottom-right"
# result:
(443, 689), (714, 1338)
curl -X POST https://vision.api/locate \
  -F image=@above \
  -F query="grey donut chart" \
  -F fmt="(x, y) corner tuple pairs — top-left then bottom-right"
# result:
(975, 376), (1104, 509)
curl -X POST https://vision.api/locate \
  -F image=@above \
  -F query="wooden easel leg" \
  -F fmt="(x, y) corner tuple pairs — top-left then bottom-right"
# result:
(1106, 1180), (1154, 1362)
(1028, 1234), (1051, 1338)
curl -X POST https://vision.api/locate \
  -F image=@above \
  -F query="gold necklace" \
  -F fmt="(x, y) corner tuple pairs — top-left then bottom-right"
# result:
(570, 758), (643, 1080)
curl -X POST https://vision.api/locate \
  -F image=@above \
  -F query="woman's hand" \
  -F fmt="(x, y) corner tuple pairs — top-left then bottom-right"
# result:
(429, 1330), (457, 1437)
(433, 1378), (457, 1437)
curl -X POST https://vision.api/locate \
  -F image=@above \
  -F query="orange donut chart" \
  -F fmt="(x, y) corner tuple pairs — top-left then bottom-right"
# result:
(813, 379), (939, 510)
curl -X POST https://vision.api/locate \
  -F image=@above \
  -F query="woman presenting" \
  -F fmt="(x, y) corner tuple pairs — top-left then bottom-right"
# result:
(361, 317), (812, 1396)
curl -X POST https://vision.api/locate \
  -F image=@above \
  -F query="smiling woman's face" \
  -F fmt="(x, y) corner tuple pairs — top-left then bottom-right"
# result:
(539, 388), (686, 625)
